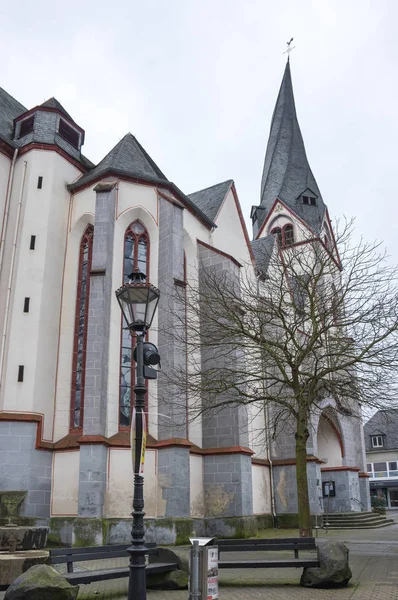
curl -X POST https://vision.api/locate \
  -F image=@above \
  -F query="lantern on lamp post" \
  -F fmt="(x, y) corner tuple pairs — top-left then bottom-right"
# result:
(115, 270), (160, 600)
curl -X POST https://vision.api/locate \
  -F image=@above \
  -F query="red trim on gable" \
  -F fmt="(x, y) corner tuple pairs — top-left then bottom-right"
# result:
(325, 208), (342, 269)
(197, 239), (242, 268)
(0, 139), (14, 159)
(230, 183), (255, 266)
(321, 466), (361, 473)
(256, 198), (317, 240)
(71, 174), (213, 230)
(18, 143), (87, 172)
(322, 413), (345, 458)
(157, 190), (184, 209)
(0, 412), (53, 450)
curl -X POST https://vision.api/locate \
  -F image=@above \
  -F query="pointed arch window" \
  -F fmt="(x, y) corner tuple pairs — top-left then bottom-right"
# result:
(119, 221), (149, 429)
(271, 227), (283, 246)
(70, 225), (94, 431)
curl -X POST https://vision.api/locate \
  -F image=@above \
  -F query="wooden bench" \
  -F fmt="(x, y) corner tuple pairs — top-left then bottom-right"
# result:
(217, 537), (320, 569)
(49, 543), (179, 585)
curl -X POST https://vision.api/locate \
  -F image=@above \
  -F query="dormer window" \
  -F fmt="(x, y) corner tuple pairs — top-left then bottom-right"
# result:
(271, 224), (294, 247)
(303, 196), (316, 206)
(58, 119), (79, 149)
(372, 435), (384, 448)
(18, 116), (34, 138)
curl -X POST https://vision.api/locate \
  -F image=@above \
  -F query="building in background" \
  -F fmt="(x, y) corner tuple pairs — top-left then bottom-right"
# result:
(365, 410), (398, 509)
(0, 61), (370, 545)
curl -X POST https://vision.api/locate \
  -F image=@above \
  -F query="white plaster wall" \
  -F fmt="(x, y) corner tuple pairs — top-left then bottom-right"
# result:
(106, 448), (157, 518)
(0, 152), (11, 232)
(190, 454), (204, 516)
(252, 464), (271, 514)
(70, 187), (95, 230)
(248, 402), (267, 459)
(317, 417), (342, 467)
(211, 189), (252, 267)
(51, 451), (79, 515)
(366, 450), (398, 463)
(0, 151), (81, 439)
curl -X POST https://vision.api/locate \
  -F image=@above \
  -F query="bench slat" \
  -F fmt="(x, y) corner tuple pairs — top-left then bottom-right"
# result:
(50, 543), (158, 564)
(217, 538), (315, 547)
(219, 559), (320, 569)
(218, 543), (316, 554)
(64, 562), (178, 585)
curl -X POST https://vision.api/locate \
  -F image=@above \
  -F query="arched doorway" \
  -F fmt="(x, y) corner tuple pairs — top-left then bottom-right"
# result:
(317, 412), (344, 467)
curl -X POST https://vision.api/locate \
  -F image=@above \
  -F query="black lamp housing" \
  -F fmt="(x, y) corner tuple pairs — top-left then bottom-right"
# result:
(115, 271), (160, 332)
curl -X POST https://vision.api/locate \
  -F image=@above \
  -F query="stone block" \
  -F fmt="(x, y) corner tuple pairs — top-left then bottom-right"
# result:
(301, 541), (352, 588)
(4, 564), (78, 599)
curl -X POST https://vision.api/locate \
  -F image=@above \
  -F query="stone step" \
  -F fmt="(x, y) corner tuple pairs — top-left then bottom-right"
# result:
(323, 516), (389, 524)
(325, 521), (395, 529)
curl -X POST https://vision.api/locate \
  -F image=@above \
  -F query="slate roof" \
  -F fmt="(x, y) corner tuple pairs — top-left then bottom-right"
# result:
(0, 87), (26, 144)
(250, 235), (276, 278)
(364, 409), (398, 452)
(69, 133), (168, 190)
(188, 180), (233, 222)
(258, 60), (326, 234)
(39, 97), (74, 121)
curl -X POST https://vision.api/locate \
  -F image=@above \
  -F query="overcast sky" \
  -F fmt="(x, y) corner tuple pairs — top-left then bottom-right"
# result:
(1, 0), (397, 260)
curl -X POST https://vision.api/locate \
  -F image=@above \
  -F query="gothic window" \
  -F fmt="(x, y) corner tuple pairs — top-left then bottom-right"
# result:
(284, 224), (294, 246)
(271, 224), (294, 247)
(119, 221), (149, 429)
(70, 225), (93, 430)
(271, 227), (283, 246)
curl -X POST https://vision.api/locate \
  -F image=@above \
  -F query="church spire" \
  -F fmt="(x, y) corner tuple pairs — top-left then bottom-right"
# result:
(255, 61), (326, 236)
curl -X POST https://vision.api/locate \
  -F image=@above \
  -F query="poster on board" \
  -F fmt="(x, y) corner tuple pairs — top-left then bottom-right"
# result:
(207, 547), (218, 600)
(130, 407), (146, 475)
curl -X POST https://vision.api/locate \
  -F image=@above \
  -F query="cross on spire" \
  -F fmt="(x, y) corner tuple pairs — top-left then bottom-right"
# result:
(283, 38), (296, 60)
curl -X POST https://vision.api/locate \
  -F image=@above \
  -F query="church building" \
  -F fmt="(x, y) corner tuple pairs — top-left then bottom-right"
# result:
(0, 61), (370, 544)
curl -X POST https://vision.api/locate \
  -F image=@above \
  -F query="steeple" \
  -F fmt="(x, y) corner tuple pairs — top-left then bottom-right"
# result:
(254, 61), (326, 236)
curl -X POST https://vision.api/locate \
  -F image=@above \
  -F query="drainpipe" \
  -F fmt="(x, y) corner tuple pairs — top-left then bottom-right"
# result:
(265, 401), (278, 528)
(0, 160), (27, 391)
(0, 148), (19, 277)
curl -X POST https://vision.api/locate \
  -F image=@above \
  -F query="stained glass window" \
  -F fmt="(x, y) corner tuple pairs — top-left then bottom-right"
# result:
(119, 221), (149, 428)
(70, 226), (93, 430)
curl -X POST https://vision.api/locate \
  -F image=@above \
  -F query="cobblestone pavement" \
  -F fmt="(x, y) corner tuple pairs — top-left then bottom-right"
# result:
(2, 524), (398, 599)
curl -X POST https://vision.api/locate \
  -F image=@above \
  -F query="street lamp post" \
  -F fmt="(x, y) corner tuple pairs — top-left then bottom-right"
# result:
(115, 270), (160, 600)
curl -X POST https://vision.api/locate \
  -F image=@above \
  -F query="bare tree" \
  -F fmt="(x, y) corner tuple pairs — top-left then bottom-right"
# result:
(162, 220), (398, 536)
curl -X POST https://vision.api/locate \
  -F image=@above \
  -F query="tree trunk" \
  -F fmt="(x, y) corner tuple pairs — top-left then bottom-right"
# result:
(295, 410), (312, 537)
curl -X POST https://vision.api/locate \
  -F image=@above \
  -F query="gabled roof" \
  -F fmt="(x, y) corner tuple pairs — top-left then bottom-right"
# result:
(0, 87), (26, 144)
(39, 97), (73, 121)
(69, 133), (168, 190)
(258, 61), (326, 235)
(188, 179), (233, 221)
(251, 235), (276, 278)
(364, 409), (398, 452)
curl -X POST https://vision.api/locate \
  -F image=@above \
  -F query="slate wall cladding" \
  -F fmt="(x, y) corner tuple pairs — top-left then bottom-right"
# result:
(321, 469), (362, 513)
(198, 245), (253, 517)
(273, 462), (322, 515)
(78, 444), (108, 518)
(0, 422), (52, 518)
(157, 447), (190, 518)
(78, 183), (116, 518)
(359, 476), (371, 511)
(203, 454), (252, 517)
(157, 196), (186, 440)
(15, 111), (82, 159)
(156, 196), (190, 517)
